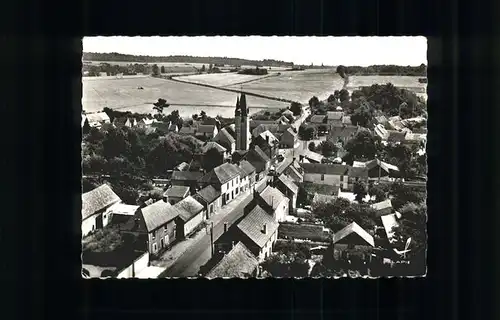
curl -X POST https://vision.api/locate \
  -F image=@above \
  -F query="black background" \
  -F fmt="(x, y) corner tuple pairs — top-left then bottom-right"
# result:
(2, 0), (498, 319)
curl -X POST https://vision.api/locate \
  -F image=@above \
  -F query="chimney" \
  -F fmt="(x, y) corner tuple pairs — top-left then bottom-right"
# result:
(262, 224), (267, 234)
(265, 135), (269, 143)
(224, 222), (228, 233)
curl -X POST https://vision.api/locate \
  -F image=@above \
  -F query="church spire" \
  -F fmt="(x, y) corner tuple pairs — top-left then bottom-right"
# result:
(240, 93), (248, 116)
(235, 95), (241, 116)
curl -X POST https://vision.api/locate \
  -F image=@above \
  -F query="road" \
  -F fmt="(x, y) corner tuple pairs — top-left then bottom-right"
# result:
(160, 178), (267, 277)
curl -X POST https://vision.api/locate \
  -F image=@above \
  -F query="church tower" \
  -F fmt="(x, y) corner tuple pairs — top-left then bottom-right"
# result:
(234, 93), (250, 151)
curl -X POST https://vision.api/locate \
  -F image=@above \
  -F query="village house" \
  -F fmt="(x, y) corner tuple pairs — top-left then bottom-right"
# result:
(254, 130), (280, 159)
(213, 127), (236, 154)
(138, 200), (181, 256)
(193, 185), (222, 219)
(198, 162), (241, 205)
(352, 159), (400, 180)
(370, 199), (394, 217)
(374, 115), (389, 127)
(168, 121), (179, 132)
(347, 166), (369, 190)
(297, 149), (324, 164)
(301, 163), (350, 189)
(205, 242), (260, 279)
(251, 123), (291, 139)
(113, 117), (137, 128)
(174, 196), (206, 238)
(279, 127), (298, 149)
(170, 171), (204, 191)
(277, 115), (291, 125)
(163, 185), (190, 204)
(238, 160), (256, 193)
(328, 124), (360, 146)
(196, 124), (218, 139)
(254, 185), (289, 222)
(82, 184), (121, 237)
(85, 112), (111, 129)
(235, 205), (279, 261)
(136, 117), (157, 127)
(326, 111), (344, 126)
(274, 173), (298, 214)
(201, 141), (230, 161)
(244, 145), (271, 182)
(178, 126), (197, 136)
(276, 157), (304, 183)
(331, 221), (375, 255)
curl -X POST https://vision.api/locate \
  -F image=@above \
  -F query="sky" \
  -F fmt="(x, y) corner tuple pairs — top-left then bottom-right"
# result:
(83, 36), (427, 66)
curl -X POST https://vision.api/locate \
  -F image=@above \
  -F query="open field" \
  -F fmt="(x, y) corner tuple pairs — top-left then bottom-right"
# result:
(82, 76), (289, 118)
(227, 69), (427, 103)
(174, 73), (273, 87)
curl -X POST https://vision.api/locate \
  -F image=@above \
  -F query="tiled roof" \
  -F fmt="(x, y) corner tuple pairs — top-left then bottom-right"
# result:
(285, 165), (304, 182)
(301, 163), (349, 175)
(199, 162), (240, 184)
(201, 141), (227, 153)
(237, 205), (279, 248)
(370, 199), (393, 212)
(252, 124), (278, 138)
(141, 200), (180, 232)
(329, 124), (359, 139)
(205, 242), (259, 278)
(332, 222), (375, 247)
(197, 124), (216, 133)
(297, 150), (324, 163)
(171, 171), (204, 182)
(175, 196), (204, 222)
(179, 126), (196, 135)
(362, 159), (399, 172)
(276, 157), (293, 174)
(347, 166), (369, 178)
(259, 185), (287, 210)
(108, 203), (139, 216)
(164, 185), (190, 199)
(310, 115), (326, 123)
(82, 184), (121, 220)
(277, 174), (298, 194)
(194, 185), (221, 204)
(258, 130), (279, 146)
(239, 160), (256, 176)
(327, 111), (343, 120)
(214, 127), (235, 144)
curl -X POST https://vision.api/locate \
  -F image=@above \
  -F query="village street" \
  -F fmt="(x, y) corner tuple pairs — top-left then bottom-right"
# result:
(158, 178), (268, 277)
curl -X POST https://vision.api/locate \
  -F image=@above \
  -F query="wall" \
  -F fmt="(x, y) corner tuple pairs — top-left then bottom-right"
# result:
(183, 211), (205, 237)
(148, 220), (176, 256)
(221, 176), (240, 205)
(257, 230), (278, 261)
(82, 215), (97, 237)
(116, 251), (149, 278)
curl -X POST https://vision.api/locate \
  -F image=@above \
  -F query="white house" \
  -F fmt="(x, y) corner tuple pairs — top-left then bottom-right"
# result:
(198, 162), (241, 205)
(301, 163), (350, 189)
(85, 112), (111, 128)
(256, 185), (289, 222)
(81, 184), (121, 237)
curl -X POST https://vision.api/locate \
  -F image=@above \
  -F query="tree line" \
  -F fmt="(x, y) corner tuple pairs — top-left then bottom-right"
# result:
(83, 52), (294, 68)
(344, 64), (427, 76)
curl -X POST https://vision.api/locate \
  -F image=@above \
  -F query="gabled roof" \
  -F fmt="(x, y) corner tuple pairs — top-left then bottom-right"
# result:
(282, 109), (294, 116)
(247, 145), (270, 163)
(197, 124), (216, 133)
(258, 130), (279, 146)
(206, 241), (259, 279)
(205, 242), (259, 279)
(285, 165), (304, 182)
(237, 205), (279, 248)
(277, 115), (290, 124)
(108, 203), (139, 216)
(141, 200), (180, 232)
(175, 196), (204, 222)
(297, 150), (324, 163)
(370, 199), (393, 212)
(214, 127), (235, 144)
(277, 174), (298, 194)
(86, 112), (110, 124)
(332, 222), (375, 247)
(327, 111), (343, 120)
(179, 126), (196, 135)
(113, 117), (129, 127)
(174, 162), (190, 171)
(329, 124), (359, 139)
(252, 123), (278, 138)
(171, 171), (204, 182)
(239, 160), (256, 177)
(281, 127), (297, 141)
(301, 163), (349, 175)
(168, 122), (178, 131)
(201, 141), (227, 153)
(250, 120), (277, 130)
(259, 185), (287, 210)
(310, 115), (326, 123)
(362, 159), (399, 172)
(82, 184), (121, 220)
(199, 163), (240, 184)
(194, 185), (221, 204)
(276, 157), (293, 174)
(164, 185), (190, 199)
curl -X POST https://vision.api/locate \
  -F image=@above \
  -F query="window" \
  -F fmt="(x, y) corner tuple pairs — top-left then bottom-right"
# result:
(151, 232), (156, 240)
(153, 243), (157, 253)
(321, 174), (325, 181)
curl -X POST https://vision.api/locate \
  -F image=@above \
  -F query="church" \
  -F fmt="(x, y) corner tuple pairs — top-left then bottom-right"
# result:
(234, 93), (251, 151)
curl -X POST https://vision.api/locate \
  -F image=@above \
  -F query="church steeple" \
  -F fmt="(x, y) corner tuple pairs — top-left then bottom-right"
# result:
(235, 96), (241, 116)
(240, 93), (248, 116)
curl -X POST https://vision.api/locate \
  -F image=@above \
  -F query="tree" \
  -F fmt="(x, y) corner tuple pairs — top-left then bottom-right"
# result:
(209, 63), (213, 71)
(152, 64), (160, 76)
(350, 104), (374, 128)
(160, 65), (165, 74)
(319, 140), (338, 157)
(339, 89), (350, 102)
(389, 181), (427, 209)
(308, 142), (316, 151)
(327, 94), (336, 104)
(82, 226), (124, 253)
(260, 252), (310, 278)
(298, 125), (315, 141)
(368, 184), (386, 202)
(203, 147), (223, 172)
(308, 96), (320, 108)
(297, 185), (310, 207)
(200, 110), (208, 121)
(192, 114), (199, 121)
(201, 65), (206, 72)
(344, 129), (380, 160)
(353, 180), (367, 202)
(153, 98), (169, 113)
(290, 102), (302, 116)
